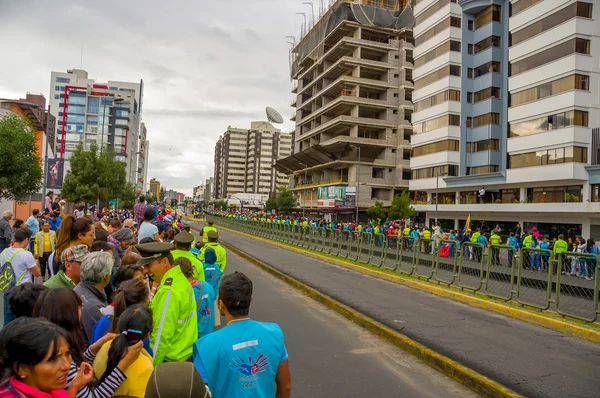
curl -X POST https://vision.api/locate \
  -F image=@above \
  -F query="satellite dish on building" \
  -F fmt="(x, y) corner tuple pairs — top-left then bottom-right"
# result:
(266, 107), (284, 124)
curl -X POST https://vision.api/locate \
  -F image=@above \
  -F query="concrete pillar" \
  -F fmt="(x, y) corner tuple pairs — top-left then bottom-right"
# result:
(582, 218), (591, 240)
(519, 187), (526, 202)
(455, 191), (460, 204)
(582, 183), (590, 202)
(427, 192), (433, 203)
(454, 218), (459, 230)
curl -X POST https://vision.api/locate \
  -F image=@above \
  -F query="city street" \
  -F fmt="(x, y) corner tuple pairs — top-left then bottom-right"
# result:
(189, 220), (600, 398)
(191, 231), (476, 397)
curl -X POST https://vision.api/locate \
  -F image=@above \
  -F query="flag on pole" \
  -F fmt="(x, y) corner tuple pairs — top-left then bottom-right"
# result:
(464, 214), (471, 233)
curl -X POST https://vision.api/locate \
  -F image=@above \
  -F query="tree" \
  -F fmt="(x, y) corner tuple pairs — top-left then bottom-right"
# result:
(366, 201), (387, 221)
(170, 198), (178, 207)
(388, 191), (416, 221)
(264, 194), (278, 213)
(0, 113), (43, 202)
(62, 142), (131, 207)
(213, 199), (228, 210)
(119, 182), (138, 209)
(276, 188), (296, 214)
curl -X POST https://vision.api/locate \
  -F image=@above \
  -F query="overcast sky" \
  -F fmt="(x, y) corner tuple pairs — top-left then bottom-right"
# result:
(0, 0), (307, 194)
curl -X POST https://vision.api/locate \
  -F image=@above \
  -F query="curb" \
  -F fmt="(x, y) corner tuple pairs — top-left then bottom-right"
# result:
(221, 238), (523, 398)
(189, 219), (600, 345)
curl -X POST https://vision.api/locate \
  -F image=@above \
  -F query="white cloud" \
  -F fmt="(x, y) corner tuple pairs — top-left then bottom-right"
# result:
(0, 0), (299, 192)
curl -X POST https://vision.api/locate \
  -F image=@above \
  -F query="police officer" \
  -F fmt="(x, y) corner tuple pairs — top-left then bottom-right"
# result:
(136, 242), (197, 365)
(200, 221), (217, 244)
(171, 231), (205, 282)
(198, 230), (227, 272)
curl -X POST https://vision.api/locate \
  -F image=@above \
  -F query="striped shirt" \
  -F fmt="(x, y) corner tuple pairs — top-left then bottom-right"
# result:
(66, 348), (127, 398)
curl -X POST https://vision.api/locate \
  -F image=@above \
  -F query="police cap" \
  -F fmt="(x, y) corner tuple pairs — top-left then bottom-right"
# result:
(135, 242), (175, 265)
(207, 230), (218, 239)
(173, 231), (194, 245)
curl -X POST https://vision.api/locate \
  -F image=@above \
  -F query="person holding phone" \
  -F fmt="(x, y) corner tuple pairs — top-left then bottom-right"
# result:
(93, 304), (154, 398)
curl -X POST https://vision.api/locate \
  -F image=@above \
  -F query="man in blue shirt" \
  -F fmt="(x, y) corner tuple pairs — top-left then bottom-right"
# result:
(476, 229), (487, 262)
(25, 209), (40, 252)
(193, 272), (292, 398)
(507, 232), (519, 268)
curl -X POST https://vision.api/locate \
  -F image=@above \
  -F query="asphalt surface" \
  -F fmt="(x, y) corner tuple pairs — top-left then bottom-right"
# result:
(189, 220), (600, 398)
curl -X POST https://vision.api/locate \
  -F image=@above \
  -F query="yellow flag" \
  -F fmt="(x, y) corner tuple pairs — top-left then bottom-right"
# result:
(464, 214), (471, 232)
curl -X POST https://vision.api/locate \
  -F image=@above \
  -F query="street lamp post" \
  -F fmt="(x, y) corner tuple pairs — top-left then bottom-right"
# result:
(303, 2), (315, 26)
(299, 163), (308, 218)
(296, 13), (307, 36)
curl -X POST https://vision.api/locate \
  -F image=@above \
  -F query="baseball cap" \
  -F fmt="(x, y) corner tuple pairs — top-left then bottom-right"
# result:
(123, 219), (137, 228)
(164, 215), (174, 223)
(62, 245), (90, 263)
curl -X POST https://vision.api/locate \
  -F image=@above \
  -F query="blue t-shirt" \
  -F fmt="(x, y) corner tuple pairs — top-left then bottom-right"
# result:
(138, 222), (158, 243)
(508, 236), (518, 248)
(192, 281), (216, 339)
(193, 319), (288, 398)
(202, 262), (223, 293)
(477, 235), (487, 247)
(91, 314), (153, 356)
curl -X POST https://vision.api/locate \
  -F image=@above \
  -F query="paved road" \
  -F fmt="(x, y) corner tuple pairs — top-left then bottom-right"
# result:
(191, 230), (476, 397)
(189, 220), (600, 398)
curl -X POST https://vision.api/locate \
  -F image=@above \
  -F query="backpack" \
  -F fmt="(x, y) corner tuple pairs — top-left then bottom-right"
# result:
(0, 249), (26, 294)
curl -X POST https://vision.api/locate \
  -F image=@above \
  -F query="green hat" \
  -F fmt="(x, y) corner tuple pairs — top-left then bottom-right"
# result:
(207, 230), (218, 239)
(135, 242), (174, 266)
(174, 231), (194, 245)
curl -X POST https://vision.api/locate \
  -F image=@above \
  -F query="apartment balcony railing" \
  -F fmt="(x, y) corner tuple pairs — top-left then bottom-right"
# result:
(292, 176), (349, 190)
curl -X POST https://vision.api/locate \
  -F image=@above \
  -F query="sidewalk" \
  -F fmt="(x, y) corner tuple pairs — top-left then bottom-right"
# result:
(187, 220), (600, 398)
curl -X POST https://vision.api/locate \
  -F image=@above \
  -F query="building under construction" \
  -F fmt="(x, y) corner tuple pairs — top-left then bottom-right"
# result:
(275, 0), (415, 219)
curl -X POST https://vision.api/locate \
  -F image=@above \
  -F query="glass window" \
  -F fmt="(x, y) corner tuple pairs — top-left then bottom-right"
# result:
(510, 110), (588, 137)
(412, 140), (460, 156)
(473, 61), (500, 78)
(511, 38), (591, 75)
(56, 77), (70, 83)
(511, 74), (589, 107)
(414, 41), (461, 68)
(413, 114), (461, 134)
(474, 5), (501, 29)
(87, 97), (99, 114)
(512, 0), (542, 16)
(468, 165), (499, 175)
(473, 113), (500, 127)
(512, 3), (593, 46)
(414, 89), (461, 112)
(510, 146), (588, 168)
(467, 139), (499, 152)
(415, 0), (457, 25)
(474, 87), (500, 102)
(473, 36), (501, 54)
(415, 16), (459, 46)
(414, 65), (460, 90)
(412, 165), (459, 179)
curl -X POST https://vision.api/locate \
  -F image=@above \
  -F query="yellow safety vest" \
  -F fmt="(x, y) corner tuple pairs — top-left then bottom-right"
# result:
(423, 230), (431, 239)
(202, 226), (217, 244)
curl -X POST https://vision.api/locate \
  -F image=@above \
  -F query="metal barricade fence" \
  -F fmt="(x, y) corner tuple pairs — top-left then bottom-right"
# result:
(457, 242), (485, 292)
(358, 232), (373, 264)
(555, 252), (599, 322)
(397, 237), (416, 275)
(383, 236), (400, 271)
(202, 217), (600, 324)
(371, 233), (386, 267)
(484, 244), (517, 301)
(517, 247), (555, 311)
(414, 238), (436, 280)
(433, 240), (459, 286)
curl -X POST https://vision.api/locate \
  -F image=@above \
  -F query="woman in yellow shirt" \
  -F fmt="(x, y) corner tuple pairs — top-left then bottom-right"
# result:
(93, 304), (154, 397)
(34, 221), (57, 279)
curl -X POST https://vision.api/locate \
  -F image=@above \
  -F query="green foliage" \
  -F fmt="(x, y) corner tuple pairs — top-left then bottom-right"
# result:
(387, 191), (416, 221)
(366, 201), (387, 220)
(119, 182), (138, 209)
(146, 195), (157, 204)
(62, 142), (130, 207)
(170, 198), (178, 207)
(276, 188), (296, 214)
(0, 113), (43, 202)
(213, 199), (229, 210)
(264, 195), (278, 213)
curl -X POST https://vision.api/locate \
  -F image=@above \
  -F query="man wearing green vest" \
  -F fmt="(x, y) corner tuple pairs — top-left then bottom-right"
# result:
(171, 232), (205, 282)
(489, 230), (501, 266)
(136, 241), (197, 365)
(553, 234), (569, 273)
(198, 230), (227, 272)
(200, 221), (217, 244)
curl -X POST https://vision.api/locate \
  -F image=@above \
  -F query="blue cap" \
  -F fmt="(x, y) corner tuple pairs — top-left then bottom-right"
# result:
(164, 215), (174, 223)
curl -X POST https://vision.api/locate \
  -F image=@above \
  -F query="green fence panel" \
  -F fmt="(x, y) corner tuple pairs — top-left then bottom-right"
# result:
(516, 247), (555, 311)
(433, 240), (459, 286)
(555, 252), (599, 322)
(414, 238), (436, 280)
(358, 232), (373, 264)
(397, 237), (416, 275)
(484, 244), (516, 301)
(383, 236), (400, 271)
(457, 242), (485, 292)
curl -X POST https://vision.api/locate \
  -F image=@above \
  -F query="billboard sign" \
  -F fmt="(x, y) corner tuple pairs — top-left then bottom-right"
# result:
(46, 159), (64, 190)
(316, 186), (356, 208)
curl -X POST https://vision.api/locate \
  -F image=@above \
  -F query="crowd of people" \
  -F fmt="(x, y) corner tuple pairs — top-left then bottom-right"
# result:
(208, 210), (598, 280)
(0, 195), (292, 397)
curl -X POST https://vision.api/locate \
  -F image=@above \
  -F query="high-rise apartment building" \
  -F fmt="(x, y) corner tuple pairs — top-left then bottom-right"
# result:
(137, 123), (150, 193)
(49, 69), (144, 187)
(277, 0), (415, 218)
(410, 0), (600, 238)
(149, 178), (161, 201)
(214, 122), (293, 199)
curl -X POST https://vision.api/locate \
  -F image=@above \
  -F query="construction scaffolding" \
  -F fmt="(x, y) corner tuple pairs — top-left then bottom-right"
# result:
(291, 0), (415, 78)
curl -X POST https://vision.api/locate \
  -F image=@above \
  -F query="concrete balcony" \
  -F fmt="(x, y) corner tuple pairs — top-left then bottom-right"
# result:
(412, 201), (600, 214)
